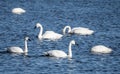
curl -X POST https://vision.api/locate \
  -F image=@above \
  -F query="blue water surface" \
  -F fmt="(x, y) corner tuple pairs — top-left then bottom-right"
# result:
(0, 0), (120, 74)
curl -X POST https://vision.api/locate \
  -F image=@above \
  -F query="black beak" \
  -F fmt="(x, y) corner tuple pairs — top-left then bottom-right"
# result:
(28, 38), (31, 41)
(75, 42), (79, 46)
(36, 36), (38, 38)
(34, 26), (37, 29)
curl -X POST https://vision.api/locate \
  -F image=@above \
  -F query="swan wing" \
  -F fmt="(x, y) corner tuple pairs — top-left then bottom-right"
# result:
(7, 47), (23, 53)
(42, 31), (63, 40)
(52, 33), (63, 39)
(91, 45), (112, 53)
(71, 27), (94, 35)
(12, 8), (26, 14)
(44, 50), (67, 58)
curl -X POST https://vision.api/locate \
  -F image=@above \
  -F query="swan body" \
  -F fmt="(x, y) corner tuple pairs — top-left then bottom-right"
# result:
(35, 23), (63, 40)
(44, 40), (75, 58)
(44, 50), (67, 58)
(42, 31), (63, 40)
(12, 8), (26, 14)
(63, 26), (94, 35)
(91, 45), (112, 54)
(7, 37), (29, 54)
(7, 47), (24, 53)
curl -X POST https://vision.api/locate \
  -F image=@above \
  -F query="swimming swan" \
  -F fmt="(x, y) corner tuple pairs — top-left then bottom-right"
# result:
(35, 23), (63, 40)
(63, 26), (94, 35)
(43, 40), (75, 58)
(7, 37), (30, 54)
(91, 45), (112, 54)
(12, 8), (26, 14)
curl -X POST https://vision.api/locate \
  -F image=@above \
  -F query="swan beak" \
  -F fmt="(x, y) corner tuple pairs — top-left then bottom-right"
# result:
(36, 35), (38, 38)
(28, 38), (31, 41)
(34, 26), (37, 29)
(75, 42), (79, 46)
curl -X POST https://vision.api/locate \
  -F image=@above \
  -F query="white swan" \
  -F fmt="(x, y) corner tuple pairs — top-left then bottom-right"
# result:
(43, 40), (75, 58)
(7, 37), (30, 54)
(35, 23), (63, 40)
(63, 26), (94, 35)
(91, 45), (112, 54)
(12, 8), (26, 14)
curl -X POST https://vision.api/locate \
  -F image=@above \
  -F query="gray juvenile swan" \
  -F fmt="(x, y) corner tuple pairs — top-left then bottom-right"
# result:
(35, 23), (63, 40)
(7, 37), (30, 54)
(63, 26), (94, 35)
(43, 40), (75, 58)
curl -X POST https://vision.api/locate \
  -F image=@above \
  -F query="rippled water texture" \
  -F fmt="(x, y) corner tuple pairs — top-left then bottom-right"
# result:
(0, 0), (120, 74)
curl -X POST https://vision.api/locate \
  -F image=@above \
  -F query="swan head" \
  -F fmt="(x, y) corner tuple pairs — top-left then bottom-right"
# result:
(35, 23), (42, 28)
(25, 37), (30, 41)
(70, 40), (75, 45)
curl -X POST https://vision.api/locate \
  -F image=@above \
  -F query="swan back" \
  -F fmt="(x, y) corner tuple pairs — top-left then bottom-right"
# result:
(44, 50), (67, 58)
(91, 45), (112, 54)
(7, 47), (23, 53)
(12, 8), (26, 14)
(42, 31), (63, 40)
(72, 27), (94, 35)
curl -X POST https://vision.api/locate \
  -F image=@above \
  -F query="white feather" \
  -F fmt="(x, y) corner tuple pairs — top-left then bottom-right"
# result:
(91, 45), (112, 54)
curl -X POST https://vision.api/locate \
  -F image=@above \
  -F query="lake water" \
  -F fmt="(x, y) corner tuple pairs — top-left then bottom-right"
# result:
(0, 0), (120, 74)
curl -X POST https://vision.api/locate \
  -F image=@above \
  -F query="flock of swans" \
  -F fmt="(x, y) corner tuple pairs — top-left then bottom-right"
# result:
(5, 7), (113, 59)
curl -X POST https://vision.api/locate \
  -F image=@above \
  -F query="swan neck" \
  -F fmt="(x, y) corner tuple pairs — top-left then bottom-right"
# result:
(68, 42), (72, 58)
(63, 26), (72, 34)
(38, 25), (43, 39)
(24, 40), (28, 53)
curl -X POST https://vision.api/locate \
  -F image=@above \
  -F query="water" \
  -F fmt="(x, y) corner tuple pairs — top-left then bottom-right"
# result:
(0, 0), (120, 74)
